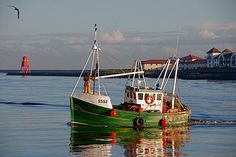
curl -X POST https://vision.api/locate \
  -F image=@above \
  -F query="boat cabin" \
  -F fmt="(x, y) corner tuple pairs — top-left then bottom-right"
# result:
(124, 86), (164, 112)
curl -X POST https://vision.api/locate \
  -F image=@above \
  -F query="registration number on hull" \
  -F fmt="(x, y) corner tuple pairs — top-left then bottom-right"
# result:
(98, 99), (108, 103)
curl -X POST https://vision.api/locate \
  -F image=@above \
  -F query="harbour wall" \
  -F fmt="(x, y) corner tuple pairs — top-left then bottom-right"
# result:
(1, 68), (236, 80)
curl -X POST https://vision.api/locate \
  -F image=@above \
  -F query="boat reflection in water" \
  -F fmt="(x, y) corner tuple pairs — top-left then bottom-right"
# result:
(70, 126), (191, 157)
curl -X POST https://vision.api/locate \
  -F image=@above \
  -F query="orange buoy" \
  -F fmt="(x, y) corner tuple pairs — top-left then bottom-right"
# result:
(138, 107), (144, 113)
(110, 109), (117, 117)
(161, 119), (167, 127)
(162, 105), (167, 113)
(110, 132), (117, 144)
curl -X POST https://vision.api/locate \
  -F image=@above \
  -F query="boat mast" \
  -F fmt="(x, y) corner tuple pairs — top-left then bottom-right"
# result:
(160, 59), (171, 89)
(92, 24), (101, 95)
(130, 60), (146, 88)
(171, 58), (179, 109)
(171, 30), (180, 109)
(139, 60), (146, 88)
(71, 24), (100, 96)
(131, 61), (138, 87)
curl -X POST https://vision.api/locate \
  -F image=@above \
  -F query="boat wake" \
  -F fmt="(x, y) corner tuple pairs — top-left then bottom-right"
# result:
(0, 100), (69, 108)
(190, 119), (236, 126)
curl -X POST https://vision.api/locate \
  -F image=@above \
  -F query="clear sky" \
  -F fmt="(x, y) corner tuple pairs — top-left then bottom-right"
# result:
(0, 0), (236, 69)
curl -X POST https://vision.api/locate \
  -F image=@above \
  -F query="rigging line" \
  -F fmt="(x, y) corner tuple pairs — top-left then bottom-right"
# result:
(125, 60), (135, 86)
(90, 50), (96, 76)
(160, 59), (171, 89)
(163, 60), (177, 90)
(102, 51), (129, 73)
(174, 26), (181, 57)
(153, 61), (168, 88)
(96, 50), (101, 95)
(139, 60), (146, 88)
(101, 83), (108, 96)
(132, 61), (138, 87)
(176, 79), (185, 109)
(71, 50), (93, 96)
(177, 79), (181, 98)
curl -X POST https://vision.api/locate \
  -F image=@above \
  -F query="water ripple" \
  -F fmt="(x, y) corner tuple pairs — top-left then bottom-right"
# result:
(0, 101), (69, 108)
(190, 119), (236, 126)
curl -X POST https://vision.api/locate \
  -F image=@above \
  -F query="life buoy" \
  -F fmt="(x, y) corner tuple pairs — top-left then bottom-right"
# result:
(110, 109), (117, 117)
(145, 95), (155, 105)
(133, 117), (144, 127)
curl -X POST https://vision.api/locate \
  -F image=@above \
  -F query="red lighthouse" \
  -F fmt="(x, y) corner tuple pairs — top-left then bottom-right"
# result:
(20, 55), (31, 73)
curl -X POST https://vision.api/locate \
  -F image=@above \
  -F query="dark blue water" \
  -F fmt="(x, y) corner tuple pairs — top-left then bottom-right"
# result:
(0, 74), (236, 157)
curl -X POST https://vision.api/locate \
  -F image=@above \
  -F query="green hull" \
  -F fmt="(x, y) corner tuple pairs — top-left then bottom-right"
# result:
(70, 96), (191, 128)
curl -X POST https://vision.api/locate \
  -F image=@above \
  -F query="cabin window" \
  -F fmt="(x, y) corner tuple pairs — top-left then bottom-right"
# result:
(133, 93), (136, 99)
(130, 92), (133, 99)
(152, 94), (156, 100)
(145, 93), (149, 99)
(157, 94), (162, 100)
(138, 93), (143, 100)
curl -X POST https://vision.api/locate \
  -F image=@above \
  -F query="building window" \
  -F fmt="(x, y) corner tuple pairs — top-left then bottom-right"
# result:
(219, 56), (224, 67)
(231, 55), (236, 67)
(133, 93), (136, 99)
(152, 94), (156, 100)
(145, 93), (149, 100)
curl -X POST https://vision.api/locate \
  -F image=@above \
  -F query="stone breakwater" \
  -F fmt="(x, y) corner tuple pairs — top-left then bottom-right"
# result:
(4, 69), (131, 77)
(3, 67), (236, 80)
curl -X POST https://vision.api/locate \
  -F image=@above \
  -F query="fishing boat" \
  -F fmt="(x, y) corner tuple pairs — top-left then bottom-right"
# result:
(70, 24), (191, 128)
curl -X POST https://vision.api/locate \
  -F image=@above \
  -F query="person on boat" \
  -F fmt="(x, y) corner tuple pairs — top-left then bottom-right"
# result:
(84, 73), (91, 94)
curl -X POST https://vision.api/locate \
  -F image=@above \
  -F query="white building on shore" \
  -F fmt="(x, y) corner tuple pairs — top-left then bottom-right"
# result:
(141, 59), (175, 70)
(141, 48), (236, 71)
(206, 48), (236, 68)
(179, 54), (207, 70)
(141, 55), (206, 71)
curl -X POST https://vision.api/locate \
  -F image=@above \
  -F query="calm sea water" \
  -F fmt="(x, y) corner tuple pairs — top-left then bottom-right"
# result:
(0, 74), (236, 157)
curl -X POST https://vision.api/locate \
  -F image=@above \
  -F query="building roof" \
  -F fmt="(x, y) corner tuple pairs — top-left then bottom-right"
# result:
(141, 59), (168, 64)
(180, 54), (203, 62)
(222, 48), (232, 54)
(210, 48), (236, 59)
(141, 59), (177, 65)
(206, 47), (221, 54)
(192, 59), (207, 64)
(223, 51), (236, 58)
